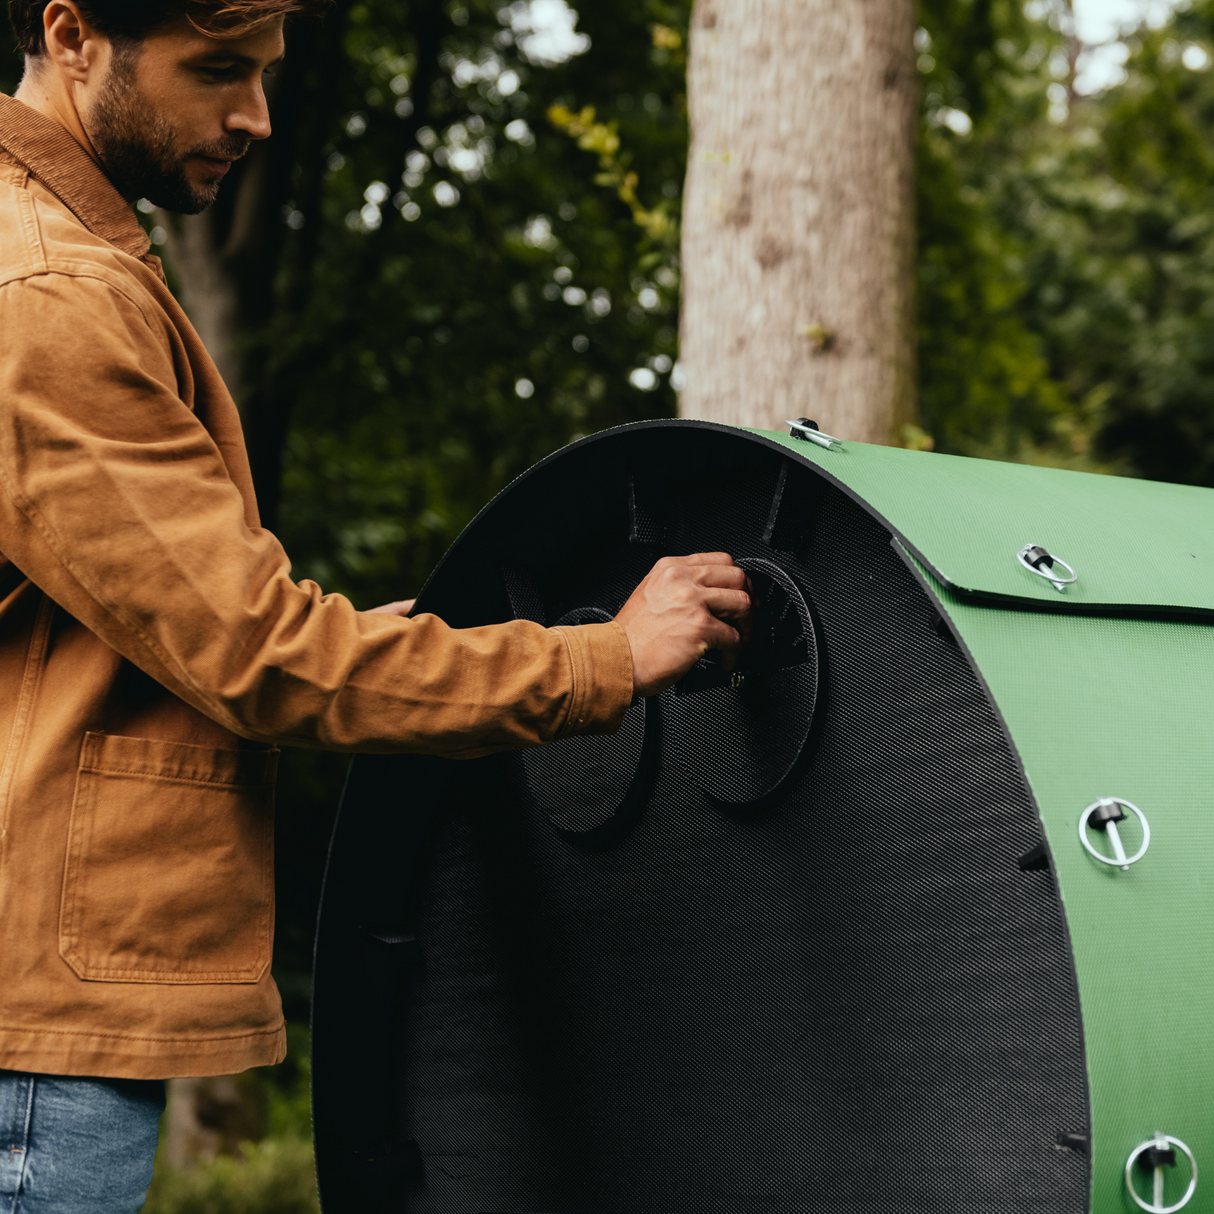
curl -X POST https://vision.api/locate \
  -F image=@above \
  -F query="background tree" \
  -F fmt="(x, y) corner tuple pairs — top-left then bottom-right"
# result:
(913, 0), (1074, 459)
(914, 0), (1214, 480)
(155, 0), (690, 543)
(1032, 0), (1214, 483)
(679, 0), (919, 442)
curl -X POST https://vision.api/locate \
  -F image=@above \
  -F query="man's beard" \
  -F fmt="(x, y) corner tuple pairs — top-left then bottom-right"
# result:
(84, 49), (249, 215)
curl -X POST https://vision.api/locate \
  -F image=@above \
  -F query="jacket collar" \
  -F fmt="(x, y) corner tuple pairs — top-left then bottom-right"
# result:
(0, 93), (150, 258)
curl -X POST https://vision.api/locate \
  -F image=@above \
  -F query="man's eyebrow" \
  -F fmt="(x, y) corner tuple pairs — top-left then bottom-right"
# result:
(191, 50), (286, 69)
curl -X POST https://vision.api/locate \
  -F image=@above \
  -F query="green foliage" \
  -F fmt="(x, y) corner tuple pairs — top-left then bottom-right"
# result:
(1057, 5), (1214, 483)
(140, 1026), (317, 1214)
(915, 0), (1075, 458)
(917, 0), (1214, 483)
(548, 102), (678, 242)
(271, 0), (690, 609)
(141, 1136), (319, 1214)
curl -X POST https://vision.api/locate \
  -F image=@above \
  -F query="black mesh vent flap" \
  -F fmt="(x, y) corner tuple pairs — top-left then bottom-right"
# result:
(521, 606), (658, 842)
(667, 556), (819, 807)
(312, 423), (1090, 1214)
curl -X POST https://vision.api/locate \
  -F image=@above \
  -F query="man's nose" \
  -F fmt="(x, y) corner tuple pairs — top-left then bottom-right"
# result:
(226, 83), (272, 142)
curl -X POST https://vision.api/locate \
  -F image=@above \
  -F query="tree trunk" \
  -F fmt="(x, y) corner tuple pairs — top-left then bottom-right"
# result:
(157, 0), (448, 531)
(679, 0), (918, 444)
(155, 5), (344, 533)
(152, 0), (449, 1158)
(162, 1074), (267, 1168)
(153, 9), (348, 1149)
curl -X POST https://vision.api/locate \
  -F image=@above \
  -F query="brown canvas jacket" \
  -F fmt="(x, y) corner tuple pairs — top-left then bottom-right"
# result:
(0, 94), (633, 1079)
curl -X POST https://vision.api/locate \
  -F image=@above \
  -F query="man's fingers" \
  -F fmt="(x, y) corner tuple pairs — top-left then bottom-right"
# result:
(704, 618), (742, 649)
(657, 551), (737, 568)
(702, 618), (743, 667)
(616, 551), (759, 696)
(699, 587), (754, 620)
(688, 565), (750, 590)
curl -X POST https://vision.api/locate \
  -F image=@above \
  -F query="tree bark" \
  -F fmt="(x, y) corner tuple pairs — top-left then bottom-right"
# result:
(157, 0), (448, 531)
(148, 0), (451, 1156)
(162, 1074), (267, 1168)
(156, 7), (339, 533)
(679, 0), (918, 443)
(153, 9), (348, 1145)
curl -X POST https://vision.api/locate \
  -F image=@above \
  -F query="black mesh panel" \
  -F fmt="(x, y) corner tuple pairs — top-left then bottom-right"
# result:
(312, 424), (1089, 1214)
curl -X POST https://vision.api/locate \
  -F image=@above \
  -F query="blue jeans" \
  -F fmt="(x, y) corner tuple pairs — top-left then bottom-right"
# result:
(0, 1072), (163, 1214)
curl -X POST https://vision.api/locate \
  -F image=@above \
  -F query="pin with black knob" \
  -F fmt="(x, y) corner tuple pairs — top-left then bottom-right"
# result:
(1079, 796), (1151, 871)
(1125, 1131), (1197, 1212)
(786, 418), (841, 450)
(1016, 542), (1077, 592)
(1140, 1145), (1178, 1171)
(1089, 800), (1126, 829)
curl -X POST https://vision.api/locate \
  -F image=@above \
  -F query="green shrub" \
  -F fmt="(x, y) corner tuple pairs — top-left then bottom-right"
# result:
(142, 1024), (318, 1214)
(141, 1135), (320, 1214)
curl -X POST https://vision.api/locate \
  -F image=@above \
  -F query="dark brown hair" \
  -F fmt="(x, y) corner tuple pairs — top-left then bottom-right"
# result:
(8, 0), (327, 56)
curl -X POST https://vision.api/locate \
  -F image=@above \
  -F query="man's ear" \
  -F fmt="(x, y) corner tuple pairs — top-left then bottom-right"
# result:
(42, 0), (108, 83)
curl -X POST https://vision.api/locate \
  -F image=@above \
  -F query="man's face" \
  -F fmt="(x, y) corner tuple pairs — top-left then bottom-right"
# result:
(82, 16), (284, 213)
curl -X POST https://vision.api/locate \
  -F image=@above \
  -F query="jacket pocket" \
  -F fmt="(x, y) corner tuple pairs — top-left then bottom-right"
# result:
(59, 732), (278, 984)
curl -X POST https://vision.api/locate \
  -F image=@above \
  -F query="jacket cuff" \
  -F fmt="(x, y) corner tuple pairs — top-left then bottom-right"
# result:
(551, 621), (634, 738)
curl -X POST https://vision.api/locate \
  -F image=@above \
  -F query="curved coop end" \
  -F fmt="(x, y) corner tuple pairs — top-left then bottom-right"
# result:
(312, 420), (1214, 1214)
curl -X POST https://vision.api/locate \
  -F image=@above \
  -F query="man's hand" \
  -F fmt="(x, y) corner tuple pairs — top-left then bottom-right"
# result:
(367, 599), (416, 617)
(615, 554), (754, 697)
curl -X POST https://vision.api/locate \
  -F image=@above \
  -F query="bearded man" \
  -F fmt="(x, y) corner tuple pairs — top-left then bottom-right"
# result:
(0, 2), (754, 1208)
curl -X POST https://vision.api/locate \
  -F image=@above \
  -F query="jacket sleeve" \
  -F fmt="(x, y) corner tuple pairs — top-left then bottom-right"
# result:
(0, 271), (634, 754)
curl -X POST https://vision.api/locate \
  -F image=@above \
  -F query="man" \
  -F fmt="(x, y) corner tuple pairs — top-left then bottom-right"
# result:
(0, 0), (753, 1208)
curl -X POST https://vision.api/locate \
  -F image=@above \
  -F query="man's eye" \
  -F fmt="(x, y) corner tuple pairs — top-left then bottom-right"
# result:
(201, 65), (238, 80)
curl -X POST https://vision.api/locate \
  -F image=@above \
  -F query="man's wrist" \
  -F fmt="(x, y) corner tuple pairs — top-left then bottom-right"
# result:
(551, 620), (635, 737)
